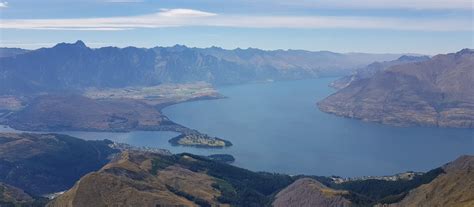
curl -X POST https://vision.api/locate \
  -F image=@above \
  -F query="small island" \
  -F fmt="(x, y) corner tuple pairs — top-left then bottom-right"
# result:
(169, 133), (232, 148)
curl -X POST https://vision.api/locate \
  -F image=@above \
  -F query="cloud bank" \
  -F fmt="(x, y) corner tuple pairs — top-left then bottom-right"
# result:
(0, 8), (471, 31)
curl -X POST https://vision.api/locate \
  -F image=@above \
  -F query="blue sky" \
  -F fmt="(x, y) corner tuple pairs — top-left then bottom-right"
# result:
(0, 0), (472, 54)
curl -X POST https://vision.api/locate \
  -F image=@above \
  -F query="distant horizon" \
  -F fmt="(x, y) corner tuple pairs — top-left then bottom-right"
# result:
(3, 40), (472, 56)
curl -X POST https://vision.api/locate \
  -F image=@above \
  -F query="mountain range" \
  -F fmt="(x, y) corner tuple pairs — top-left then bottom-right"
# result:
(0, 41), (403, 95)
(318, 49), (474, 128)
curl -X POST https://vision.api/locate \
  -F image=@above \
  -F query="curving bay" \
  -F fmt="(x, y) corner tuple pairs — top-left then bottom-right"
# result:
(4, 78), (472, 177)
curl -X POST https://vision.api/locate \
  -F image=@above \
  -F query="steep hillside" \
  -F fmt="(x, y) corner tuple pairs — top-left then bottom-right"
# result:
(386, 155), (474, 207)
(48, 151), (294, 207)
(0, 41), (401, 94)
(0, 133), (119, 195)
(330, 55), (430, 89)
(318, 49), (474, 128)
(273, 178), (353, 207)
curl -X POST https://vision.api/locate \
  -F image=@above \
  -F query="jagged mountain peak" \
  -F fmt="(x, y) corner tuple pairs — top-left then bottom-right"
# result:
(53, 40), (88, 49)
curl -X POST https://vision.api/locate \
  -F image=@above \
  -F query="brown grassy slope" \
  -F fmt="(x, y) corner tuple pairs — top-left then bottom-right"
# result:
(386, 155), (474, 207)
(273, 178), (353, 207)
(318, 49), (474, 128)
(47, 151), (227, 207)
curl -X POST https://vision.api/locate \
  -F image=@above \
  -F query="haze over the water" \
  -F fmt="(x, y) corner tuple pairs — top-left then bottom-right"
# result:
(0, 0), (472, 54)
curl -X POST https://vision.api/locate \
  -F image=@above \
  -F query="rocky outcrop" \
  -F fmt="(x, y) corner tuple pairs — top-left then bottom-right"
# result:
(318, 49), (474, 128)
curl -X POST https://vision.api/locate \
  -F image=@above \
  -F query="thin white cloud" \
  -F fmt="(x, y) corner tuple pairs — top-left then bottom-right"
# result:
(0, 8), (471, 31)
(0, 1), (8, 8)
(158, 8), (217, 18)
(274, 0), (472, 10)
(105, 0), (144, 3)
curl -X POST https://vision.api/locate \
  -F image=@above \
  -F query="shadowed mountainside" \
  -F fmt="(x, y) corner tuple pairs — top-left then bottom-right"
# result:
(318, 49), (474, 128)
(0, 133), (119, 195)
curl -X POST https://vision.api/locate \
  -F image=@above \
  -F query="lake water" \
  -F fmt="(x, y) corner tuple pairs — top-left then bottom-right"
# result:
(2, 78), (473, 177)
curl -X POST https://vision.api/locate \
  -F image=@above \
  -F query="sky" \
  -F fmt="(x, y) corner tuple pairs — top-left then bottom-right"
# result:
(0, 0), (472, 54)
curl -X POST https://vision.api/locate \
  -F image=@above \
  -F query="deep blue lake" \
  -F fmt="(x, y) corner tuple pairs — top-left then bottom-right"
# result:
(2, 78), (473, 177)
